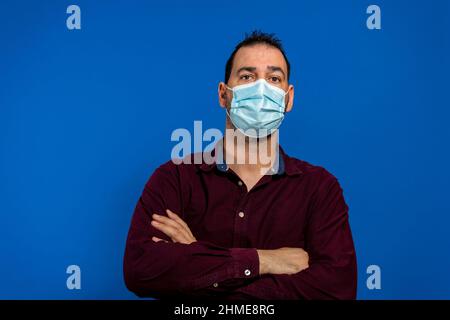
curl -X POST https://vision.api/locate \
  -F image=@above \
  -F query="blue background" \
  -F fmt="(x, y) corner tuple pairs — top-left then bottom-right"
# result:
(1, 0), (449, 299)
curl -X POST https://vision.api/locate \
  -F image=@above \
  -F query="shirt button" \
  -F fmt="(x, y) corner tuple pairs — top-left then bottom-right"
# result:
(244, 269), (251, 276)
(237, 180), (243, 186)
(213, 282), (218, 288)
(238, 211), (245, 218)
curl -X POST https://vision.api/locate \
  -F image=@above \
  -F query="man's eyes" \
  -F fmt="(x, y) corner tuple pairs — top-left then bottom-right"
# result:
(238, 74), (282, 83)
(240, 74), (255, 81)
(268, 76), (281, 83)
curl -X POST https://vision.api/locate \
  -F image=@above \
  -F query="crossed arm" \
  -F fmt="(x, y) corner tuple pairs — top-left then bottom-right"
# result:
(151, 209), (310, 276)
(123, 163), (357, 300)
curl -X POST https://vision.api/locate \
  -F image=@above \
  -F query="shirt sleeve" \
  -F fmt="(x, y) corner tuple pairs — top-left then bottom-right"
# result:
(215, 170), (357, 300)
(123, 161), (260, 298)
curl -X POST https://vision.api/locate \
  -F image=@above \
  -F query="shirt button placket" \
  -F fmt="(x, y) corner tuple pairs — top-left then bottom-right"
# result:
(233, 178), (248, 247)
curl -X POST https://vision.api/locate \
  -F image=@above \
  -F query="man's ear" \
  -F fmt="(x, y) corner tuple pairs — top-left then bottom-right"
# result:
(218, 82), (229, 108)
(285, 84), (295, 113)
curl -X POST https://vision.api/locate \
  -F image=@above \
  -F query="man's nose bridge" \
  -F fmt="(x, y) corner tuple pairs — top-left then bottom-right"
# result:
(256, 79), (267, 94)
(256, 73), (265, 80)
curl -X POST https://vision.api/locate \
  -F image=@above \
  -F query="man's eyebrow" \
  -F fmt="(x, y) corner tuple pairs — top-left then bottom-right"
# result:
(236, 66), (257, 74)
(267, 66), (286, 78)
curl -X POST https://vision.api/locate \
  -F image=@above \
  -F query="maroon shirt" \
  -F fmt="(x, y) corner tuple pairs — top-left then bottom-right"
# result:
(123, 147), (357, 300)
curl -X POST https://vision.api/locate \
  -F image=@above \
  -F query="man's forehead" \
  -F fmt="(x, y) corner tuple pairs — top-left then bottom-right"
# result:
(233, 44), (288, 72)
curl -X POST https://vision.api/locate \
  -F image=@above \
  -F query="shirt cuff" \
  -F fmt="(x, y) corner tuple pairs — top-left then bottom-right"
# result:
(230, 247), (260, 279)
(186, 246), (260, 291)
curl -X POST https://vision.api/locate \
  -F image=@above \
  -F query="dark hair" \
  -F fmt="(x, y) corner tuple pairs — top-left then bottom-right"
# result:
(224, 30), (290, 83)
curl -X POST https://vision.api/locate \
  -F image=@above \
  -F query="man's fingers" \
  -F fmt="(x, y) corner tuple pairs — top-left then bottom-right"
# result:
(152, 213), (184, 230)
(150, 211), (196, 244)
(166, 209), (186, 227)
(152, 213), (192, 240)
(151, 219), (190, 243)
(152, 236), (168, 243)
(166, 209), (195, 238)
(151, 220), (178, 239)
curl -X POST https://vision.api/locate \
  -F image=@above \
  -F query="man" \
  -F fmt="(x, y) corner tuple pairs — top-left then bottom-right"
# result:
(123, 31), (357, 300)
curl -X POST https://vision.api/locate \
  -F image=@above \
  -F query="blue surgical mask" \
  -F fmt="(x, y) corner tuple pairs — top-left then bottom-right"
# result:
(226, 79), (288, 138)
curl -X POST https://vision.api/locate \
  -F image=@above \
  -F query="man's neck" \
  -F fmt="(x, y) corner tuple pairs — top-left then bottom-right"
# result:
(222, 124), (279, 177)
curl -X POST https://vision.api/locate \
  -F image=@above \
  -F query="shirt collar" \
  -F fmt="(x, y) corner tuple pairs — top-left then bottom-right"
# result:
(198, 143), (303, 176)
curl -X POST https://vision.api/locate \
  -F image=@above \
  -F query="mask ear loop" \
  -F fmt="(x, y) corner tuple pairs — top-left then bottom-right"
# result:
(277, 85), (289, 113)
(284, 86), (292, 113)
(223, 85), (234, 116)
(223, 86), (244, 135)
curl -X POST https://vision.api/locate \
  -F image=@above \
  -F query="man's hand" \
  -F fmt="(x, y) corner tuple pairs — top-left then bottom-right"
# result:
(257, 247), (309, 275)
(151, 209), (197, 244)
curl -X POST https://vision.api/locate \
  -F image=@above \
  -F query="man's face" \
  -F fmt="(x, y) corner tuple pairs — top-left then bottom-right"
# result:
(218, 44), (294, 114)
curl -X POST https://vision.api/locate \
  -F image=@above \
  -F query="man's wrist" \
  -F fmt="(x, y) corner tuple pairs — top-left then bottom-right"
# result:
(256, 249), (271, 275)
